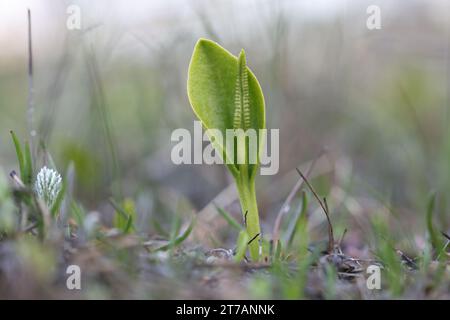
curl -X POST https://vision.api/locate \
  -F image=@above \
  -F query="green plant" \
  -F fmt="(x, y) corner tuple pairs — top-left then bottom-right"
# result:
(10, 130), (33, 186)
(9, 131), (68, 238)
(187, 39), (265, 260)
(111, 198), (136, 234)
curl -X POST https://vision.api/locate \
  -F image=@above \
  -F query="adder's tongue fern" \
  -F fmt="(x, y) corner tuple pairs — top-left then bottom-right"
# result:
(187, 39), (266, 261)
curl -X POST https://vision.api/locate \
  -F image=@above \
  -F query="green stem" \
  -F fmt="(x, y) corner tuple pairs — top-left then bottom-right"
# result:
(236, 166), (261, 261)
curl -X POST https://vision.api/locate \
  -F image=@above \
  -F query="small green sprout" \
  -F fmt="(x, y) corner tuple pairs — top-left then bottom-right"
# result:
(187, 39), (266, 260)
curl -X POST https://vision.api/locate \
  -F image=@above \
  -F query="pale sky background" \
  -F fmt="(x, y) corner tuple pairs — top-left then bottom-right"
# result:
(1, 0), (447, 57)
(0, 0), (404, 59)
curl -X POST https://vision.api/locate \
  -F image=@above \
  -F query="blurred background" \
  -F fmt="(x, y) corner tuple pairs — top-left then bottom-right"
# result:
(0, 0), (449, 243)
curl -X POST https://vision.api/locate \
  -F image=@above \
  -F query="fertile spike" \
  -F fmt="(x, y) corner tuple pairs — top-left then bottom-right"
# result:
(233, 50), (251, 130)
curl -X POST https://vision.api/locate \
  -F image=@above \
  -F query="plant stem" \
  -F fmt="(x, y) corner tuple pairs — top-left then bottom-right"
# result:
(237, 166), (261, 261)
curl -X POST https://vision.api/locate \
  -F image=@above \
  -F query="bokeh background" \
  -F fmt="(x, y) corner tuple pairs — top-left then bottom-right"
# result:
(0, 0), (449, 246)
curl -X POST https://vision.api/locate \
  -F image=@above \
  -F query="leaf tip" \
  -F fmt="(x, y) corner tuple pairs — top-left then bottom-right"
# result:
(194, 38), (216, 50)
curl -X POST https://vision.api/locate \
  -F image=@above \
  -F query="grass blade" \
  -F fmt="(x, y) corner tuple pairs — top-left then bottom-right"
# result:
(287, 192), (308, 248)
(23, 141), (33, 185)
(10, 131), (25, 181)
(50, 180), (66, 217)
(426, 192), (444, 255)
(215, 204), (243, 231)
(156, 217), (196, 251)
(110, 198), (136, 234)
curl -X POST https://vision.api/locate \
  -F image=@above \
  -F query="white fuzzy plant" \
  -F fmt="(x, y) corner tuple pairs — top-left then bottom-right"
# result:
(34, 166), (62, 209)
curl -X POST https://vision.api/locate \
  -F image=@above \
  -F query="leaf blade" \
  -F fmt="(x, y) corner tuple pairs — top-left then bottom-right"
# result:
(10, 131), (25, 182)
(187, 39), (265, 172)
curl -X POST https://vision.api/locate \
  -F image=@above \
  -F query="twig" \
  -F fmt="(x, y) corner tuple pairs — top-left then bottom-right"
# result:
(441, 231), (450, 241)
(9, 170), (26, 188)
(295, 167), (334, 253)
(396, 249), (418, 270)
(323, 197), (335, 252)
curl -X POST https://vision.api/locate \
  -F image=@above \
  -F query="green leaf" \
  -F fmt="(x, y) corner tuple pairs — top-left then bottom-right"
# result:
(10, 131), (33, 186)
(111, 198), (136, 234)
(273, 240), (282, 262)
(168, 213), (182, 252)
(287, 192), (309, 249)
(187, 39), (265, 176)
(156, 217), (196, 251)
(50, 180), (66, 217)
(23, 141), (33, 185)
(71, 201), (86, 226)
(10, 131), (25, 182)
(426, 192), (445, 255)
(123, 215), (134, 234)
